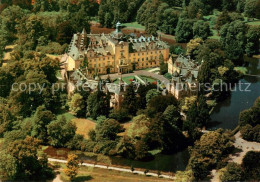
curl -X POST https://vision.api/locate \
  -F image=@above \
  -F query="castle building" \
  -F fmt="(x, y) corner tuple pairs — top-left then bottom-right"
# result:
(64, 22), (169, 79)
(168, 55), (200, 100)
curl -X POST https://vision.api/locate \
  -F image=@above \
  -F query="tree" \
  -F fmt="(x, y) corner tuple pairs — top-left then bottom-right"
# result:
(162, 105), (182, 129)
(220, 20), (246, 63)
(31, 106), (56, 143)
(187, 38), (203, 59)
(244, 0), (259, 18)
(159, 54), (168, 75)
(122, 83), (138, 116)
(215, 10), (231, 31)
(47, 116), (76, 147)
(0, 136), (54, 180)
(186, 96), (210, 128)
(175, 170), (195, 182)
(8, 70), (53, 117)
(188, 129), (234, 180)
(242, 151), (260, 180)
(95, 119), (124, 141)
(175, 18), (194, 43)
(69, 93), (85, 117)
(87, 90), (110, 119)
(220, 162), (245, 181)
(115, 136), (136, 159)
(245, 26), (260, 57)
(134, 139), (151, 160)
(145, 89), (160, 104)
(64, 154), (79, 181)
(128, 114), (150, 140)
(193, 20), (211, 40)
(0, 99), (15, 136)
(147, 95), (178, 118)
(109, 108), (130, 123)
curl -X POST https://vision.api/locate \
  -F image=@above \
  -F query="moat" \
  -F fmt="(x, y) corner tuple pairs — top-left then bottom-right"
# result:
(109, 57), (260, 172)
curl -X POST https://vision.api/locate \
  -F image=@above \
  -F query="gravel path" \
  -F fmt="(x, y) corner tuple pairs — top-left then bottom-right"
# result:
(211, 132), (260, 182)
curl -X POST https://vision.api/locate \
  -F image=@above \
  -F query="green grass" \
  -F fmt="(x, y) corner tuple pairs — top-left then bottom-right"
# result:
(234, 67), (248, 75)
(139, 75), (157, 83)
(122, 76), (136, 84)
(246, 20), (260, 26)
(122, 22), (145, 29)
(57, 112), (76, 121)
(56, 70), (62, 78)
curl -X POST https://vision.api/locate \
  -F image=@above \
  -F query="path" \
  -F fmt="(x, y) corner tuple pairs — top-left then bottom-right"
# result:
(148, 67), (160, 73)
(211, 132), (260, 182)
(230, 132), (260, 164)
(101, 70), (170, 85)
(48, 158), (175, 180)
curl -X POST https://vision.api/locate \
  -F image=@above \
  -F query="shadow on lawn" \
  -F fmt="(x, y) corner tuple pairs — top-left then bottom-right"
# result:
(73, 175), (93, 182)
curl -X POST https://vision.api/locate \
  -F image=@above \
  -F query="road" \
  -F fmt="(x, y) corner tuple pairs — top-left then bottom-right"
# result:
(48, 158), (175, 180)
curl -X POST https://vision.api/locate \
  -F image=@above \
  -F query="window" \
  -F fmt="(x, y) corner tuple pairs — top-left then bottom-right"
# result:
(146, 57), (148, 60)
(151, 52), (153, 54)
(138, 58), (140, 62)
(142, 58), (144, 61)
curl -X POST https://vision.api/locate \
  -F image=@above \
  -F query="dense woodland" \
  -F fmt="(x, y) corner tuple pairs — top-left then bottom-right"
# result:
(0, 0), (259, 181)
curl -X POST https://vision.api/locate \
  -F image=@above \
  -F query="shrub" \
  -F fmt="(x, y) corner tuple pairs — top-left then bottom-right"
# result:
(219, 162), (245, 181)
(242, 151), (260, 180)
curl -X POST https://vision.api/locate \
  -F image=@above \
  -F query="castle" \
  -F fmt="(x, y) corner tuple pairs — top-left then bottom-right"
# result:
(63, 22), (169, 80)
(168, 55), (200, 99)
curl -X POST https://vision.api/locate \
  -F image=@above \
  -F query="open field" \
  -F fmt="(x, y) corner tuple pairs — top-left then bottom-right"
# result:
(122, 22), (145, 29)
(71, 117), (132, 139)
(72, 118), (96, 139)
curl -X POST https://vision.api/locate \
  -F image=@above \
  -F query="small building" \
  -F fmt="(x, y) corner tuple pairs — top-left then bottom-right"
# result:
(168, 55), (200, 100)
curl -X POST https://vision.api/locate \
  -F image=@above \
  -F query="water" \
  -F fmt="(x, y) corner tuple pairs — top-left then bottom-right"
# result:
(209, 57), (260, 130)
(110, 149), (189, 172)
(110, 57), (259, 172)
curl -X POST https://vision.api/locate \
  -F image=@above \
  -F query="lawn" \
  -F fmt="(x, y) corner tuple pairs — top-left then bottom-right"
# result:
(72, 118), (96, 139)
(234, 67), (248, 75)
(113, 76), (136, 84)
(139, 75), (157, 83)
(57, 112), (76, 121)
(57, 165), (171, 182)
(246, 20), (260, 26)
(122, 22), (145, 29)
(122, 76), (136, 84)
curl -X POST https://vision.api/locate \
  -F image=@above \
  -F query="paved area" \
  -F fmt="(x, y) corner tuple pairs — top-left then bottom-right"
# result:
(211, 132), (260, 182)
(101, 70), (170, 85)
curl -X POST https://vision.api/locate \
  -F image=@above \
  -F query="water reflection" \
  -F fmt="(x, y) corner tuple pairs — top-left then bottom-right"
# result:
(209, 58), (260, 130)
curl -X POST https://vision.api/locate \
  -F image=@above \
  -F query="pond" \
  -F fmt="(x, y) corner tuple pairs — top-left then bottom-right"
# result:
(109, 149), (189, 173)
(209, 57), (260, 130)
